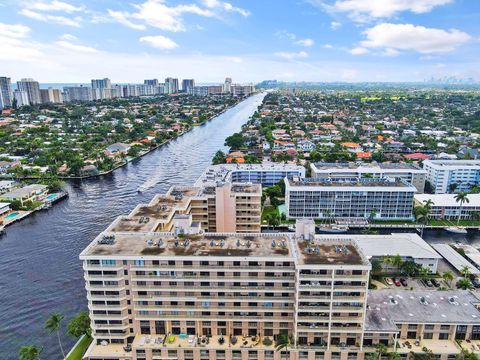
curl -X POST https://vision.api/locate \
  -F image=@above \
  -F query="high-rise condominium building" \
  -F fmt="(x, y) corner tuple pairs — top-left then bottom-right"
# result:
(311, 162), (426, 193)
(423, 159), (480, 194)
(144, 79), (159, 87)
(13, 90), (29, 107)
(165, 77), (179, 94)
(231, 84), (255, 96)
(40, 88), (63, 104)
(224, 77), (232, 93)
(17, 78), (41, 105)
(0, 77), (13, 109)
(182, 79), (195, 93)
(63, 86), (95, 102)
(91, 78), (112, 90)
(285, 177), (416, 220)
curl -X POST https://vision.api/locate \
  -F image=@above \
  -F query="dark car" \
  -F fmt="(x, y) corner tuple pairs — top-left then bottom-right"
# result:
(472, 277), (480, 289)
(424, 279), (434, 287)
(431, 279), (440, 287)
(400, 278), (408, 287)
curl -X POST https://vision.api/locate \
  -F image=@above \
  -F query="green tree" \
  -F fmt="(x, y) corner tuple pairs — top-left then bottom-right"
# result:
(375, 343), (388, 360)
(212, 150), (226, 165)
(45, 312), (65, 358)
(18, 345), (42, 360)
(224, 133), (244, 150)
(457, 278), (473, 290)
(67, 310), (92, 338)
(442, 271), (454, 287)
(460, 265), (472, 279)
(275, 333), (290, 360)
(455, 348), (479, 360)
(371, 259), (383, 276)
(455, 192), (470, 224)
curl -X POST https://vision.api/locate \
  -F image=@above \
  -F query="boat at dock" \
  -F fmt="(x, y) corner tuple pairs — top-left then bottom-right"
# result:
(445, 226), (468, 234)
(317, 224), (349, 234)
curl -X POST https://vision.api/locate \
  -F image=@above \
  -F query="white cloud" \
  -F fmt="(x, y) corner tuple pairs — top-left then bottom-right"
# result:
(202, 0), (250, 17)
(275, 30), (296, 40)
(28, 0), (84, 13)
(139, 35), (179, 49)
(59, 33), (77, 41)
(274, 51), (308, 59)
(322, 44), (333, 49)
(107, 10), (146, 30)
(20, 8), (82, 27)
(109, 0), (247, 32)
(349, 46), (369, 55)
(360, 23), (471, 54)
(330, 21), (341, 30)
(294, 38), (315, 47)
(0, 22), (30, 38)
(56, 40), (98, 53)
(312, 0), (453, 22)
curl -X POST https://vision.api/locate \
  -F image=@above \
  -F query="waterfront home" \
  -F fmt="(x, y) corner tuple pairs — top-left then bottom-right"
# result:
(0, 202), (10, 215)
(0, 180), (15, 194)
(0, 184), (48, 205)
(0, 160), (21, 173)
(105, 142), (131, 155)
(414, 193), (480, 220)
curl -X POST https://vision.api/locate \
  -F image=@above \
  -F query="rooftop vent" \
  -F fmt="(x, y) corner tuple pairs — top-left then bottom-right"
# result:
(98, 234), (115, 245)
(448, 297), (459, 305)
(390, 298), (398, 305)
(420, 296), (428, 305)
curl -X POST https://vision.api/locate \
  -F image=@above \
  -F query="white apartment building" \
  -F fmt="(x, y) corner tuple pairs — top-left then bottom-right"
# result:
(285, 177), (416, 220)
(423, 159), (480, 194)
(415, 193), (480, 220)
(195, 164), (305, 188)
(311, 162), (426, 193)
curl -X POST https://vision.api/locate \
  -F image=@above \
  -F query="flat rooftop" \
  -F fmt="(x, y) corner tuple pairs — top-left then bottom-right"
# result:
(313, 162), (423, 172)
(415, 193), (480, 208)
(81, 232), (293, 258)
(296, 238), (368, 266)
(287, 177), (413, 188)
(425, 160), (480, 168)
(365, 290), (480, 332)
(108, 187), (202, 233)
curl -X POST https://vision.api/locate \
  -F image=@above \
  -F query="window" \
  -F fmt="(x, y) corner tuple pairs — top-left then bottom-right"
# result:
(134, 260), (145, 266)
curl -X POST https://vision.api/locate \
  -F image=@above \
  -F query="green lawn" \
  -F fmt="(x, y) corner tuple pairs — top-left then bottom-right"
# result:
(66, 336), (92, 360)
(261, 206), (279, 223)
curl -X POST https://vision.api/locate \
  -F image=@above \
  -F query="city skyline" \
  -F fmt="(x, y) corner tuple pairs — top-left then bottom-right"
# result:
(1, 0), (479, 82)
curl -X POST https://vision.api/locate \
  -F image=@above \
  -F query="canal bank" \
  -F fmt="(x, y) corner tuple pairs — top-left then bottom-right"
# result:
(0, 92), (266, 359)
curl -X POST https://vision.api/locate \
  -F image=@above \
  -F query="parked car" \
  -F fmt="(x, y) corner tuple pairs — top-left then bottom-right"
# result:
(394, 278), (402, 287)
(400, 278), (408, 287)
(424, 279), (434, 287)
(385, 277), (394, 286)
(431, 278), (440, 287)
(472, 277), (480, 289)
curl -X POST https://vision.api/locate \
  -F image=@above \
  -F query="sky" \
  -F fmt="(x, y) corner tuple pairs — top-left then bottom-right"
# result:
(0, 0), (479, 83)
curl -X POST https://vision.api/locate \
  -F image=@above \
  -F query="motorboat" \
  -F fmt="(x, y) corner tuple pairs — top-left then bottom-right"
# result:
(445, 226), (468, 234)
(317, 224), (349, 234)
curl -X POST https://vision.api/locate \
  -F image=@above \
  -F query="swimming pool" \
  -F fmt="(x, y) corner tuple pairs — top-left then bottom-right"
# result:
(47, 194), (58, 200)
(5, 212), (19, 219)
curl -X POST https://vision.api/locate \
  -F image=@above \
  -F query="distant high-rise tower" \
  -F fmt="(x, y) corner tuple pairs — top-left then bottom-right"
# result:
(182, 79), (195, 93)
(17, 78), (41, 105)
(0, 77), (13, 109)
(13, 90), (29, 107)
(224, 77), (232, 93)
(91, 78), (112, 89)
(144, 79), (159, 86)
(164, 77), (179, 94)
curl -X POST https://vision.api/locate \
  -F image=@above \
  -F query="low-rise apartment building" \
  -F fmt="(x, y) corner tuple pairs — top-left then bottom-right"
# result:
(285, 177), (416, 221)
(414, 193), (480, 220)
(311, 162), (426, 193)
(423, 159), (480, 194)
(195, 164), (305, 188)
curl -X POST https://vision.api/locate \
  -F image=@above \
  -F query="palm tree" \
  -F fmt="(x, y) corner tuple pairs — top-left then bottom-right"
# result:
(19, 345), (42, 360)
(391, 254), (403, 272)
(375, 343), (388, 360)
(460, 265), (472, 279)
(454, 192), (470, 224)
(45, 312), (65, 359)
(275, 333), (290, 360)
(442, 271), (454, 287)
(457, 278), (473, 290)
(419, 266), (430, 279)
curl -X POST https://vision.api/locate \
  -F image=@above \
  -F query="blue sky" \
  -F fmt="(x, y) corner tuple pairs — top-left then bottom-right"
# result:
(0, 0), (479, 83)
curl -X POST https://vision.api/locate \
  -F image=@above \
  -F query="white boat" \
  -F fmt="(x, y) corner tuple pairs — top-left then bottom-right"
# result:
(445, 226), (468, 234)
(317, 225), (349, 234)
(287, 225), (296, 232)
